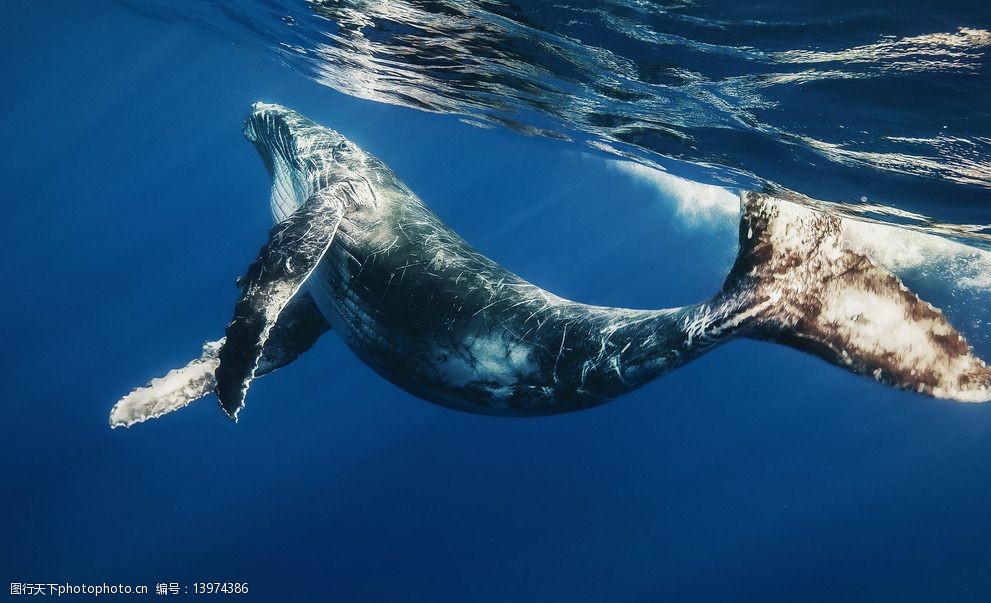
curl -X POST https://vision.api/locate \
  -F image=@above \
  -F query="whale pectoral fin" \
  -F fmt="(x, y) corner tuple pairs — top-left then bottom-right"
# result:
(110, 292), (331, 428)
(215, 189), (345, 420)
(110, 340), (224, 429)
(256, 291), (331, 375)
(729, 193), (991, 402)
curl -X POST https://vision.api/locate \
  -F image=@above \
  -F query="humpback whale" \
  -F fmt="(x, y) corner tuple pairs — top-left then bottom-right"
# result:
(110, 103), (991, 427)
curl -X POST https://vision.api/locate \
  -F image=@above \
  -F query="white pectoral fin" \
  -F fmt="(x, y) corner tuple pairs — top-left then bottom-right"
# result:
(110, 340), (223, 429)
(215, 188), (345, 420)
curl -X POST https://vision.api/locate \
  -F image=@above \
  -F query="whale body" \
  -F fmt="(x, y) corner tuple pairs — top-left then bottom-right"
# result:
(110, 103), (991, 428)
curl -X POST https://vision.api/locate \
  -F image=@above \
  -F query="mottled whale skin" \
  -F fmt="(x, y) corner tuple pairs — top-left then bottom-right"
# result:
(110, 103), (991, 427)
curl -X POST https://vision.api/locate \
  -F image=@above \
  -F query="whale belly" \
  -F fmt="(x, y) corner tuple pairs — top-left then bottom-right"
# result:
(269, 185), (642, 412)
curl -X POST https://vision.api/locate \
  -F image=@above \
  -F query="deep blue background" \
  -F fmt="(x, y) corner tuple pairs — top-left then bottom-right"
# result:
(3, 2), (991, 601)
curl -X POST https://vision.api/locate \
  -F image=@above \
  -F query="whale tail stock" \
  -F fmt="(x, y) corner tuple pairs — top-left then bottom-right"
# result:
(714, 192), (990, 402)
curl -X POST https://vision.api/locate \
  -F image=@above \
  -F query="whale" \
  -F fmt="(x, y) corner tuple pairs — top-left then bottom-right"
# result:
(110, 103), (991, 428)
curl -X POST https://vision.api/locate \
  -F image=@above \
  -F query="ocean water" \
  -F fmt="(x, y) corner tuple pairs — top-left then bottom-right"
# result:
(2, 1), (991, 601)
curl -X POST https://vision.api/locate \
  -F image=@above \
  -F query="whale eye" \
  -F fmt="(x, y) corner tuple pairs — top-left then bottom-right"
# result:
(331, 140), (358, 164)
(332, 140), (355, 163)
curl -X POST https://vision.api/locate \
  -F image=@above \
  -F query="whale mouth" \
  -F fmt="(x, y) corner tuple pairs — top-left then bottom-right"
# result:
(244, 103), (287, 176)
(243, 102), (286, 143)
(243, 102), (316, 176)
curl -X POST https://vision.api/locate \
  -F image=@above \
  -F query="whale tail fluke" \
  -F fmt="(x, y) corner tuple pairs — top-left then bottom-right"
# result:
(722, 192), (990, 403)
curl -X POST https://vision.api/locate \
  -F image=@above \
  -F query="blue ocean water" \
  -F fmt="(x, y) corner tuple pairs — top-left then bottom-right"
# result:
(2, 1), (991, 602)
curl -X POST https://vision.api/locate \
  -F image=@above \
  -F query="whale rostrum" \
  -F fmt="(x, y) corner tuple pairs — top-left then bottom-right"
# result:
(110, 103), (991, 428)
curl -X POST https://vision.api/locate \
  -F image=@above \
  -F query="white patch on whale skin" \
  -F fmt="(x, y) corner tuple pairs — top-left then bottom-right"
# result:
(814, 281), (989, 402)
(820, 290), (940, 367)
(816, 284), (990, 403)
(431, 333), (539, 390)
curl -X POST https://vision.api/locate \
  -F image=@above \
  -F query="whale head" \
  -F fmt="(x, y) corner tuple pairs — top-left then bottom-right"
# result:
(244, 102), (376, 217)
(243, 102), (352, 174)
